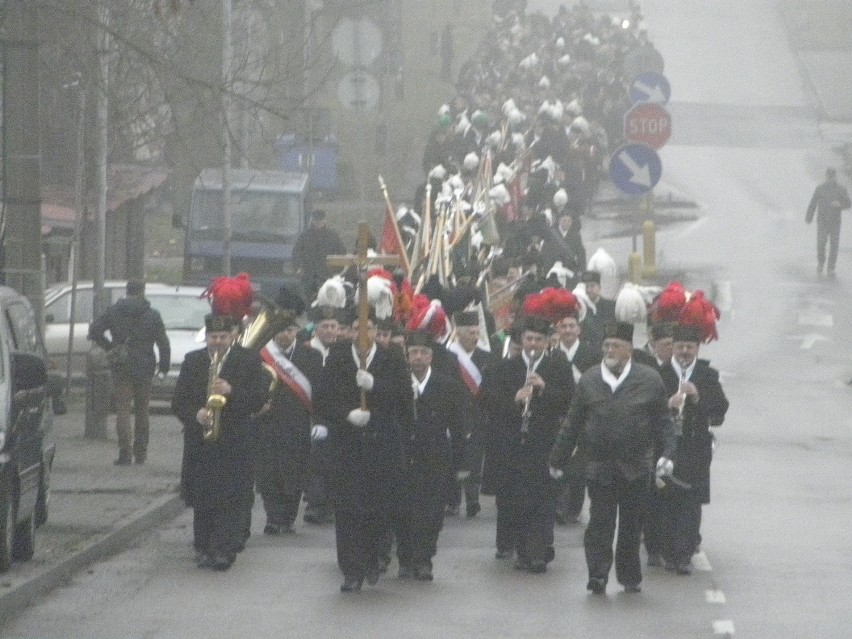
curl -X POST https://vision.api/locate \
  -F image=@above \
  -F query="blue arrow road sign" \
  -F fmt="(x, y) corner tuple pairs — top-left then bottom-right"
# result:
(629, 71), (671, 105)
(609, 143), (662, 196)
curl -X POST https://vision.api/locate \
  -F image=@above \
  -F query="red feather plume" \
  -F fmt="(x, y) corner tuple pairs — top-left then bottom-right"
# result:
(678, 290), (720, 343)
(649, 281), (688, 324)
(202, 273), (255, 319)
(523, 287), (580, 323)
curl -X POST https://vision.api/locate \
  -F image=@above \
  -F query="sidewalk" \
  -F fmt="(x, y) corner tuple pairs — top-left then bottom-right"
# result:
(0, 393), (186, 627)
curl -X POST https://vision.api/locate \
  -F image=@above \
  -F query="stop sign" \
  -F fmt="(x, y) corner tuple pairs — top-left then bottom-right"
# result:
(624, 103), (671, 150)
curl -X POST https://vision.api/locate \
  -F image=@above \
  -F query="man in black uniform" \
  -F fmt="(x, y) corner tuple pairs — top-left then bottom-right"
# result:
(549, 321), (677, 594)
(396, 331), (470, 581)
(446, 310), (491, 518)
(172, 313), (269, 571)
(292, 210), (345, 300)
(252, 288), (322, 535)
(578, 270), (616, 356)
(313, 310), (414, 592)
(482, 308), (574, 573)
(659, 324), (729, 574)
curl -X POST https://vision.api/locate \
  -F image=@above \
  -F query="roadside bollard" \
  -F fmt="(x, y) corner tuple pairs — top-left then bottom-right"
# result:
(628, 252), (643, 283)
(642, 220), (657, 278)
(84, 348), (111, 439)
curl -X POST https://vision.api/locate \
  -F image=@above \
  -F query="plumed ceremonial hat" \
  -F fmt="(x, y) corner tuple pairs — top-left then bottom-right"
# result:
(406, 330), (434, 349)
(650, 322), (675, 341)
(406, 294), (447, 340)
(202, 273), (255, 320)
(603, 321), (633, 344)
(672, 324), (703, 344)
(453, 310), (479, 327)
(275, 286), (306, 316)
(580, 270), (601, 284)
(205, 313), (240, 333)
(523, 288), (581, 323)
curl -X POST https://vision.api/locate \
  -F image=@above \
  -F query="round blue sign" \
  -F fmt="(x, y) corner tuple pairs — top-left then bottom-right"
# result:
(609, 143), (662, 196)
(629, 71), (671, 105)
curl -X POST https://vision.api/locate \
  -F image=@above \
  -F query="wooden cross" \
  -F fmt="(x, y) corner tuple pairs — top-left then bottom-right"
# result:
(326, 222), (400, 409)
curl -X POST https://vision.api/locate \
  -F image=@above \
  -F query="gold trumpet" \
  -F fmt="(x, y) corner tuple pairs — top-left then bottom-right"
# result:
(204, 350), (227, 442)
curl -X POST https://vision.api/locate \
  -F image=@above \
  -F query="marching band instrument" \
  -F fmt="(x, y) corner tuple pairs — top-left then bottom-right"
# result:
(520, 348), (538, 435)
(204, 350), (227, 442)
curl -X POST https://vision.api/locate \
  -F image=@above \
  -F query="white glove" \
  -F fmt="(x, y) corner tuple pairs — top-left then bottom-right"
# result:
(355, 369), (375, 391)
(310, 424), (328, 441)
(549, 466), (564, 480)
(346, 408), (371, 427)
(456, 470), (471, 482)
(655, 457), (674, 478)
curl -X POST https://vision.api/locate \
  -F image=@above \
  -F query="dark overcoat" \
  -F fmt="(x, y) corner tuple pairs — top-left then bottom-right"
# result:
(313, 341), (414, 511)
(172, 345), (269, 509)
(252, 342), (323, 496)
(481, 349), (574, 495)
(659, 359), (729, 503)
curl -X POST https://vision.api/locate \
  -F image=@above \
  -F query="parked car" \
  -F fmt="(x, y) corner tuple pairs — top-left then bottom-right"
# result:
(0, 285), (56, 572)
(43, 282), (209, 400)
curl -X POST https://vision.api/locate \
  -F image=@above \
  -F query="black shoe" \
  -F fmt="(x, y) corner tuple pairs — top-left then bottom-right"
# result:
(53, 397), (68, 415)
(196, 553), (213, 568)
(365, 566), (381, 586)
(527, 560), (547, 574)
(211, 555), (234, 571)
(134, 456), (146, 465)
(264, 523), (284, 535)
(647, 553), (663, 567)
(587, 578), (606, 595)
(114, 456), (132, 466)
(495, 549), (513, 560)
(624, 583), (642, 593)
(675, 562), (692, 575)
(398, 565), (415, 579)
(340, 577), (363, 592)
(414, 563), (433, 581)
(513, 558), (530, 571)
(445, 504), (460, 517)
(466, 503), (481, 518)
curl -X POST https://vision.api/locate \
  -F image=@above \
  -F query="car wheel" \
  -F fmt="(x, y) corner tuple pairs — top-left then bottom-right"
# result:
(35, 461), (51, 528)
(12, 513), (35, 562)
(0, 492), (15, 573)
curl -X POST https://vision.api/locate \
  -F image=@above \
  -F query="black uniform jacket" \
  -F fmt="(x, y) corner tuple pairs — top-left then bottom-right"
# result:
(252, 342), (323, 494)
(313, 340), (414, 511)
(659, 359), (729, 503)
(550, 361), (677, 486)
(403, 370), (471, 511)
(481, 349), (574, 494)
(172, 345), (269, 508)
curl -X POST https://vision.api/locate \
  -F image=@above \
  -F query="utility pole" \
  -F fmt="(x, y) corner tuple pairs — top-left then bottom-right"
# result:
(92, 0), (110, 318)
(0, 1), (43, 317)
(221, 0), (233, 276)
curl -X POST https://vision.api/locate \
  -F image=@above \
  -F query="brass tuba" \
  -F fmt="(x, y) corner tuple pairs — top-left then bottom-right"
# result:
(204, 350), (227, 442)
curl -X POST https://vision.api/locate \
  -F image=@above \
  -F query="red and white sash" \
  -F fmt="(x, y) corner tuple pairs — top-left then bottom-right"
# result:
(260, 341), (313, 413)
(448, 341), (482, 396)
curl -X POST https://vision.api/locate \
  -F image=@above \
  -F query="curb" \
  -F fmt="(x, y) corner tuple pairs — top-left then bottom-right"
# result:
(0, 491), (185, 627)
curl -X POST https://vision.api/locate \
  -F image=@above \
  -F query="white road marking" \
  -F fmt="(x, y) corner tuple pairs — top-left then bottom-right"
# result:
(692, 551), (712, 571)
(706, 589), (727, 604)
(713, 619), (736, 635)
(786, 333), (829, 349)
(798, 307), (833, 327)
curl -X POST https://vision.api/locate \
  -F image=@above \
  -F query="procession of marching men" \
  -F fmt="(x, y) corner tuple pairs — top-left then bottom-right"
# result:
(170, 3), (729, 595)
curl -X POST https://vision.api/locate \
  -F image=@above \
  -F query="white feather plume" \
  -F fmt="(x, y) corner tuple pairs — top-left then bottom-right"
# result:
(615, 282), (648, 324)
(587, 247), (618, 298)
(366, 275), (394, 320)
(547, 261), (575, 289)
(314, 275), (347, 308)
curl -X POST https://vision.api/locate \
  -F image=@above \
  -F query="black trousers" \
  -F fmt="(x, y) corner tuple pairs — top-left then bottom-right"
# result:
(585, 476), (646, 586)
(304, 440), (333, 516)
(661, 489), (702, 566)
(334, 505), (390, 581)
(816, 218), (841, 272)
(193, 502), (245, 560)
(642, 485), (667, 557)
(260, 490), (302, 528)
(495, 478), (557, 563)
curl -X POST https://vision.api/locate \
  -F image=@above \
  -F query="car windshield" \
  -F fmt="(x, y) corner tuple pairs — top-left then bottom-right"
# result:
(148, 293), (209, 331)
(189, 189), (302, 241)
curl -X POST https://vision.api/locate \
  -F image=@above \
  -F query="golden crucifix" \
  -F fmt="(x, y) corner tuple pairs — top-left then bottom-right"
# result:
(326, 222), (400, 409)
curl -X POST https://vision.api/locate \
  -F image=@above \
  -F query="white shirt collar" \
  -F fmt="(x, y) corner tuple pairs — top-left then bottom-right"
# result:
(521, 349), (545, 372)
(601, 359), (632, 392)
(352, 342), (377, 370)
(670, 357), (696, 382)
(412, 366), (432, 396)
(560, 340), (579, 360)
(310, 336), (329, 362)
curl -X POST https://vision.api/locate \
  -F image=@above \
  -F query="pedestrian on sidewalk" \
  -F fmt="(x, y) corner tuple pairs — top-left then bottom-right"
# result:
(88, 280), (170, 466)
(806, 167), (851, 279)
